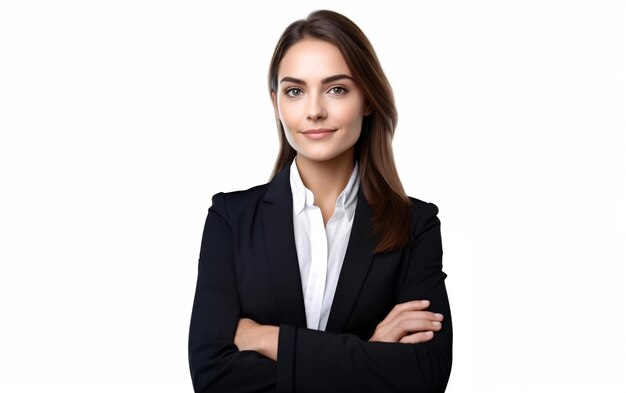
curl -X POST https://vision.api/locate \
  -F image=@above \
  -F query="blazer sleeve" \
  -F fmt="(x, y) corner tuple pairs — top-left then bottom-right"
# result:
(276, 202), (453, 393)
(188, 192), (277, 393)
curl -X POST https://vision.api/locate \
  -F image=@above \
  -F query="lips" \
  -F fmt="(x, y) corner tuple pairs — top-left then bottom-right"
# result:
(301, 128), (336, 134)
(302, 128), (337, 140)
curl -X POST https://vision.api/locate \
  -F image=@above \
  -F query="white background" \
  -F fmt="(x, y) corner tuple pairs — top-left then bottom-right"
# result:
(0, 1), (624, 392)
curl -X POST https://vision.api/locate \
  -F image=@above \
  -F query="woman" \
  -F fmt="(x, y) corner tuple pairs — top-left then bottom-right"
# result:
(188, 9), (453, 393)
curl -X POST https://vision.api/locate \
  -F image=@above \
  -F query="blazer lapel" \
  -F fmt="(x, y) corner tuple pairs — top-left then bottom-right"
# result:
(261, 162), (377, 333)
(262, 164), (308, 328)
(325, 187), (376, 333)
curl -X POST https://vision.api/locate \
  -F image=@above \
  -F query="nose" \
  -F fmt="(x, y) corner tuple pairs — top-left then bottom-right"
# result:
(306, 94), (327, 121)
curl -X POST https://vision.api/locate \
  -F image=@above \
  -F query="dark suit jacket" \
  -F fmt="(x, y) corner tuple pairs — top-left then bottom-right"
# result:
(188, 163), (453, 393)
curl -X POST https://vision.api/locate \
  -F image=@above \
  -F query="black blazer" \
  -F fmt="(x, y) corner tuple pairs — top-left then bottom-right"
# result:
(188, 163), (453, 393)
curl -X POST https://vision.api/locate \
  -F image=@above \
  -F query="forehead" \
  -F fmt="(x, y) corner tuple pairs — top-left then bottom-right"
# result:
(278, 38), (351, 80)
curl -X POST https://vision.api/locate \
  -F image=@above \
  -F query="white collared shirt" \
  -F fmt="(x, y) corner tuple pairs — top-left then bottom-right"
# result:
(289, 156), (360, 331)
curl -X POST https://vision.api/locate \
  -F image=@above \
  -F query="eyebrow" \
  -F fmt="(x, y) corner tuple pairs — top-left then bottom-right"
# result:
(279, 74), (354, 85)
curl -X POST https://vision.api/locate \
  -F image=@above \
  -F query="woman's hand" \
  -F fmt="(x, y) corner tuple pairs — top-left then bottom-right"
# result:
(234, 317), (279, 361)
(368, 300), (444, 344)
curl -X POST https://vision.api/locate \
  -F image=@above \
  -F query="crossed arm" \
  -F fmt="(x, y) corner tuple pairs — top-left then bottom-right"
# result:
(233, 297), (444, 362)
(188, 192), (452, 392)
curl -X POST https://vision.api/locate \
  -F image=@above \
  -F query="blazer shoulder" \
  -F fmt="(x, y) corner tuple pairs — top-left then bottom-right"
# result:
(407, 195), (439, 216)
(208, 182), (271, 218)
(220, 182), (269, 203)
(407, 195), (440, 239)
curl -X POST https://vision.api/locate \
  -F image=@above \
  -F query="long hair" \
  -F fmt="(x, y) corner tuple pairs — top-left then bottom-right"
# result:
(267, 9), (412, 254)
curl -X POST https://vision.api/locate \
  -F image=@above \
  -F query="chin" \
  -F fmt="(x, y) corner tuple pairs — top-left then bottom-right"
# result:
(297, 149), (349, 163)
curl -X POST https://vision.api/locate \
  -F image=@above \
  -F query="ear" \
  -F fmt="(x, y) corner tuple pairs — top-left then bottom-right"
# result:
(364, 102), (373, 116)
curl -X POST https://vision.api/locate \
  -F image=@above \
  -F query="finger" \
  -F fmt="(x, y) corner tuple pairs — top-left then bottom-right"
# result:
(394, 317), (442, 337)
(378, 300), (431, 326)
(399, 331), (434, 344)
(399, 310), (444, 323)
(377, 310), (441, 334)
(373, 315), (441, 343)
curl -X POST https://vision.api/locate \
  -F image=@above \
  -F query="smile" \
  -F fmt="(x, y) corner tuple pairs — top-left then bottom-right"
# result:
(301, 128), (336, 140)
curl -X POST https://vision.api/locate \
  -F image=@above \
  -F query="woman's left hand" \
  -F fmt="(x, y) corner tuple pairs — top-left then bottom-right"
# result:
(234, 317), (279, 361)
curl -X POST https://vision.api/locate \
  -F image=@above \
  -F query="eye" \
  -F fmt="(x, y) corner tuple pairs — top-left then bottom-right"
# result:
(284, 87), (303, 97)
(329, 86), (348, 95)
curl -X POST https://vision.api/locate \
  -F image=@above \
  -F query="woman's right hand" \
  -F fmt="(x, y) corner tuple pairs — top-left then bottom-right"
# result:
(368, 300), (444, 344)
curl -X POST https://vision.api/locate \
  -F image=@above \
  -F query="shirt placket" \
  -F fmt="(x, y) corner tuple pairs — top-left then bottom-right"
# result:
(303, 202), (328, 331)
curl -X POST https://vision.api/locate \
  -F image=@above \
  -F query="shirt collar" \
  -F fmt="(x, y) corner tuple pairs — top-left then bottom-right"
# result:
(290, 156), (360, 220)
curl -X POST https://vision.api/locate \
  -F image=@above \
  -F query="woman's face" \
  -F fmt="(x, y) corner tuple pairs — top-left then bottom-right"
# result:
(272, 38), (372, 163)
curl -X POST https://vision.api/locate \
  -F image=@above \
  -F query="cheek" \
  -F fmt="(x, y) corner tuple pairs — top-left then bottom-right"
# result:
(278, 102), (300, 130)
(340, 113), (364, 137)
(332, 100), (364, 126)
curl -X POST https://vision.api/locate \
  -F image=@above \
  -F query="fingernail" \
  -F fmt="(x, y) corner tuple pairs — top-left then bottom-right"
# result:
(434, 313), (443, 319)
(432, 321), (441, 327)
(421, 300), (429, 305)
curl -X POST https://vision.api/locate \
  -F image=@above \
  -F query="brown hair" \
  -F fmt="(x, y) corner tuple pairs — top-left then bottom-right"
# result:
(267, 9), (412, 254)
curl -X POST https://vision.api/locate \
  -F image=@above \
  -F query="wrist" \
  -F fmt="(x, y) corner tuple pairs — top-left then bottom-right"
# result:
(259, 325), (279, 361)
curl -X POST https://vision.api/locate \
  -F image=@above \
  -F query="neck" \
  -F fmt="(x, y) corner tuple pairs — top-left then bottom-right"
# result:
(294, 149), (356, 207)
